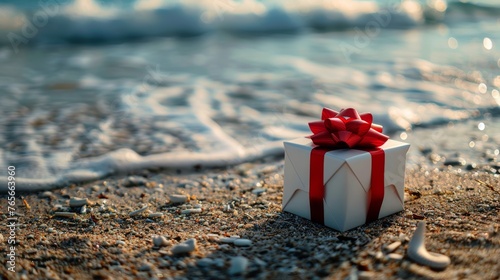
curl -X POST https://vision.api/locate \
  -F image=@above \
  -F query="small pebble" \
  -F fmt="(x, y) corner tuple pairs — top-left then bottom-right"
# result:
(220, 236), (239, 244)
(234, 239), (252, 247)
(116, 240), (125, 246)
(197, 258), (214, 267)
(169, 194), (189, 204)
(40, 191), (54, 198)
(252, 188), (267, 195)
(138, 262), (152, 271)
(153, 236), (171, 247)
(148, 212), (164, 218)
(125, 176), (148, 187)
(388, 253), (404, 261)
(69, 197), (88, 207)
(54, 212), (76, 218)
(444, 157), (466, 166)
(129, 205), (148, 217)
(171, 238), (197, 255)
(206, 234), (219, 241)
(385, 241), (401, 253)
(181, 209), (202, 214)
(229, 256), (248, 275)
(358, 271), (375, 280)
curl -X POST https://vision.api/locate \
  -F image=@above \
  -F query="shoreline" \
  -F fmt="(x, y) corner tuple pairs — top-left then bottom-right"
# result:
(1, 160), (499, 279)
(1, 118), (499, 279)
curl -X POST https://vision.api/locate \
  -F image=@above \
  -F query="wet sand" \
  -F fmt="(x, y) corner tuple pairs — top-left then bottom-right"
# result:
(1, 156), (499, 279)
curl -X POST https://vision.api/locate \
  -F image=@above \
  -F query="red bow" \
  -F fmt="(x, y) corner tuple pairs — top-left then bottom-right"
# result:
(308, 108), (389, 148)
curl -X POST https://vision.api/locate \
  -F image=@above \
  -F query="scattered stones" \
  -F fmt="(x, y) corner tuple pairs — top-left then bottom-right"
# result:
(153, 236), (171, 247)
(129, 205), (148, 217)
(169, 194), (189, 204)
(384, 241), (401, 253)
(234, 239), (252, 247)
(228, 256), (248, 275)
(407, 221), (450, 270)
(69, 197), (88, 207)
(54, 212), (76, 218)
(171, 238), (197, 255)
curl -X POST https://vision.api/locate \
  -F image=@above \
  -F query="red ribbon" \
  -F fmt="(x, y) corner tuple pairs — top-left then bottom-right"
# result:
(308, 108), (389, 226)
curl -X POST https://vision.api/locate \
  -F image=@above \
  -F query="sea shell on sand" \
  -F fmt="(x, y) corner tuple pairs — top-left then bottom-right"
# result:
(407, 221), (450, 270)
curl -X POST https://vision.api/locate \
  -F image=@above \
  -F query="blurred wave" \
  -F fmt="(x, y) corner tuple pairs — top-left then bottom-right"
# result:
(1, 0), (499, 45)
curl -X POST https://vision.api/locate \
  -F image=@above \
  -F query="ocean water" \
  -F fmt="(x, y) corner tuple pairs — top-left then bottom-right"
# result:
(0, 0), (499, 191)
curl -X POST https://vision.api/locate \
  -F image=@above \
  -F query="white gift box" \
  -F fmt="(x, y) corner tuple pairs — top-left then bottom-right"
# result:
(282, 137), (410, 232)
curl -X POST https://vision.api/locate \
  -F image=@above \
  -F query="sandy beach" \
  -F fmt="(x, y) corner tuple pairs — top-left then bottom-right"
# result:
(1, 150), (499, 279)
(1, 1), (500, 279)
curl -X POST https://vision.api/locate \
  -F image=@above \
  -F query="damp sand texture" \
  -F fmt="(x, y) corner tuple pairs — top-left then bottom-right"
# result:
(1, 164), (499, 280)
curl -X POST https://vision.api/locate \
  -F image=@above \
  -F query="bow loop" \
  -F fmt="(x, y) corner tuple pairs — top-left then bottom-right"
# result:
(308, 108), (389, 148)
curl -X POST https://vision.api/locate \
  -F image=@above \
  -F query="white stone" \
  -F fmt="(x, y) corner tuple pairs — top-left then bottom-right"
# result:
(206, 234), (220, 241)
(228, 256), (248, 275)
(171, 238), (197, 255)
(69, 197), (88, 207)
(169, 194), (189, 204)
(407, 221), (450, 270)
(234, 239), (252, 247)
(40, 191), (54, 198)
(385, 241), (401, 253)
(148, 212), (164, 218)
(153, 236), (171, 247)
(388, 253), (403, 261)
(129, 205), (148, 217)
(181, 209), (202, 214)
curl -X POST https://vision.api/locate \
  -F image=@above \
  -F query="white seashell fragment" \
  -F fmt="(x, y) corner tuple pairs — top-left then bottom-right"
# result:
(169, 194), (189, 204)
(181, 208), (202, 214)
(148, 212), (164, 218)
(152, 235), (171, 247)
(171, 238), (197, 255)
(407, 221), (450, 270)
(129, 205), (148, 217)
(69, 197), (88, 207)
